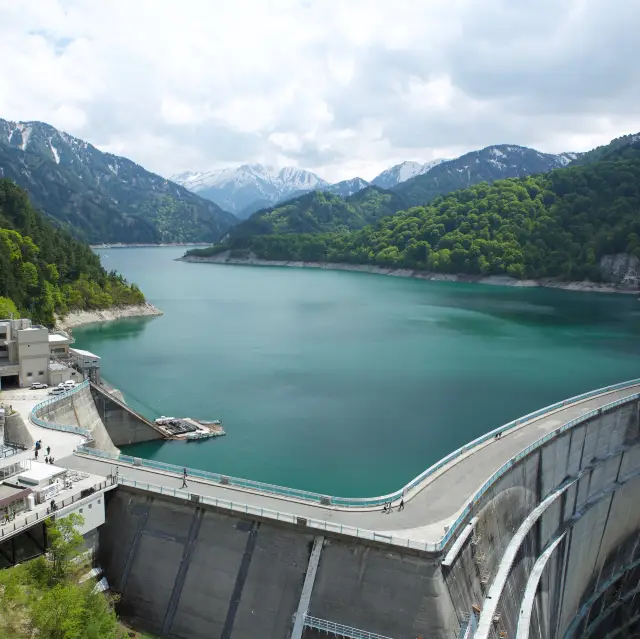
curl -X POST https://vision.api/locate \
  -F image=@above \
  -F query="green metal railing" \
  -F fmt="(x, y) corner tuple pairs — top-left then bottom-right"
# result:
(31, 377), (640, 552)
(73, 377), (640, 509)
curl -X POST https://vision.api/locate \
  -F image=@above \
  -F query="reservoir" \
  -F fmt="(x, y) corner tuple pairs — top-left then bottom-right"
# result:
(73, 247), (640, 496)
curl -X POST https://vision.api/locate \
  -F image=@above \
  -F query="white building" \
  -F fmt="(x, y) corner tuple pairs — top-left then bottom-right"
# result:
(0, 318), (79, 389)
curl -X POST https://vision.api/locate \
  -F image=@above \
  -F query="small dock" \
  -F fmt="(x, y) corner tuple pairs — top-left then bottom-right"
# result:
(154, 416), (225, 441)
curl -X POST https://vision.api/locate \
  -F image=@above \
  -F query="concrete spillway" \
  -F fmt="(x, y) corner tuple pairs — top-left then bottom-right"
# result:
(36, 379), (640, 638)
(31, 382), (163, 454)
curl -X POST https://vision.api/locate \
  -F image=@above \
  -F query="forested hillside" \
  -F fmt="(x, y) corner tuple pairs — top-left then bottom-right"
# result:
(0, 119), (238, 244)
(226, 186), (406, 243)
(188, 141), (640, 283)
(0, 179), (144, 325)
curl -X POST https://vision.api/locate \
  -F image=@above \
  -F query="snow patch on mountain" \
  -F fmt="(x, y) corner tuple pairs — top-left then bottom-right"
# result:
(371, 159), (447, 189)
(49, 138), (60, 164)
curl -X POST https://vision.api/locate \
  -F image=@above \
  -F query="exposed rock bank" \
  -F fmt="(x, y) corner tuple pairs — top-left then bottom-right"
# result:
(55, 302), (163, 331)
(179, 252), (640, 294)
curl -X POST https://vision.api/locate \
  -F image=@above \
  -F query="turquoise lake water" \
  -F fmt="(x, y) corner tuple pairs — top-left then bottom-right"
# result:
(72, 247), (640, 497)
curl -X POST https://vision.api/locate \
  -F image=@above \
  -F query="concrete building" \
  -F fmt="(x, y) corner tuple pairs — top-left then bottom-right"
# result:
(0, 318), (79, 389)
(70, 348), (101, 384)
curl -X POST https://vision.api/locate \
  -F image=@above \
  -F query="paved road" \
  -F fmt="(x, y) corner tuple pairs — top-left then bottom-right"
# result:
(59, 385), (640, 543)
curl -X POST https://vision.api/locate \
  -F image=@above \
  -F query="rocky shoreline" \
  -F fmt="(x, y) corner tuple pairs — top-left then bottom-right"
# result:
(90, 242), (210, 248)
(179, 254), (640, 295)
(55, 302), (163, 331)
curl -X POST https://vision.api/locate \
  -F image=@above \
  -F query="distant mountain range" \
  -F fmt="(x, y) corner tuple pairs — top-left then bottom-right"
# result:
(171, 160), (448, 218)
(186, 133), (640, 289)
(0, 115), (589, 246)
(204, 144), (583, 245)
(172, 147), (580, 218)
(0, 119), (237, 244)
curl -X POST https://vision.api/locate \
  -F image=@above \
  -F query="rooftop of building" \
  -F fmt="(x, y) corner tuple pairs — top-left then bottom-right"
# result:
(0, 483), (32, 508)
(70, 348), (100, 359)
(17, 463), (68, 486)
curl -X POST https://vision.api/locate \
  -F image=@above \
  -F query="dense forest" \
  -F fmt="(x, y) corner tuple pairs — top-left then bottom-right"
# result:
(0, 179), (144, 326)
(226, 186), (407, 241)
(188, 141), (640, 282)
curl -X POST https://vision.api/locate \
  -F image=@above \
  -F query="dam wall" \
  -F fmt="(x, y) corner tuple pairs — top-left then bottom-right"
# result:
(99, 487), (458, 639)
(443, 395), (640, 639)
(89, 382), (164, 446)
(93, 392), (640, 639)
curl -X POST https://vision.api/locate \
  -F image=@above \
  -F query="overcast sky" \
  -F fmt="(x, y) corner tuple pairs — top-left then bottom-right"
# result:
(1, 0), (639, 182)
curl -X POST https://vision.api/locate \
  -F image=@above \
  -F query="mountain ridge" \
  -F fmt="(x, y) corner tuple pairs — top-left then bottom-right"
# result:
(174, 146), (580, 218)
(185, 136), (640, 286)
(0, 118), (238, 244)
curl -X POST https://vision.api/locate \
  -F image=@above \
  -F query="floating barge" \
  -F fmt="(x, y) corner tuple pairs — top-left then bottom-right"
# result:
(154, 416), (225, 441)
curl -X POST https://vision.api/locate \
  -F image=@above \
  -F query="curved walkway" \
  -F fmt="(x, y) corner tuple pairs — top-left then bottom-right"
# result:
(57, 382), (640, 546)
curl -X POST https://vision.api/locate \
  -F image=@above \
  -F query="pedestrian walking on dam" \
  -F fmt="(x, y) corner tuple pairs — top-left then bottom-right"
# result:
(398, 499), (405, 511)
(182, 468), (188, 488)
(34, 449), (38, 460)
(46, 446), (50, 456)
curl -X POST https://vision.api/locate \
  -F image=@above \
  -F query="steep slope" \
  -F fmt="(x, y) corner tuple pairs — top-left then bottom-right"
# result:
(0, 119), (237, 243)
(187, 139), (640, 284)
(222, 186), (407, 249)
(394, 145), (581, 208)
(371, 159), (447, 189)
(171, 164), (329, 219)
(568, 132), (640, 166)
(0, 179), (145, 326)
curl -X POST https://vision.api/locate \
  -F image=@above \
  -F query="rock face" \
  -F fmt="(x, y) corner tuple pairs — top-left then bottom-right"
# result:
(600, 254), (640, 289)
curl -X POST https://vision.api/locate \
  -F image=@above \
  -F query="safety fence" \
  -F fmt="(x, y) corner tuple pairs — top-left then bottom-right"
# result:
(302, 615), (393, 639)
(31, 377), (640, 552)
(115, 382), (636, 553)
(0, 477), (114, 541)
(438, 392), (640, 549)
(70, 377), (640, 510)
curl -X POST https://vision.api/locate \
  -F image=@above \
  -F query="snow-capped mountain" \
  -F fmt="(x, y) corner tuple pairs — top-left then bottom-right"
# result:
(171, 147), (584, 220)
(171, 164), (329, 219)
(394, 145), (585, 208)
(371, 159), (447, 189)
(324, 177), (370, 198)
(0, 118), (237, 243)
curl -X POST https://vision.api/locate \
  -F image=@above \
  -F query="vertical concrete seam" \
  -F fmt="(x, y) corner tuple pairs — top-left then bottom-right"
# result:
(161, 507), (204, 636)
(221, 520), (260, 639)
(118, 495), (152, 592)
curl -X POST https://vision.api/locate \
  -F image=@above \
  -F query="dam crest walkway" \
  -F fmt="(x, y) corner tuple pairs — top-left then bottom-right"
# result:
(44, 379), (640, 550)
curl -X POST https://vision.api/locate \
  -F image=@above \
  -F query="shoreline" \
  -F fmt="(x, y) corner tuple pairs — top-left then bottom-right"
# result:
(179, 254), (640, 295)
(54, 302), (164, 331)
(90, 242), (210, 249)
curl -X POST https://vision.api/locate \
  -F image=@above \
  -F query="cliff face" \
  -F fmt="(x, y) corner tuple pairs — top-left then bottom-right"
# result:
(600, 254), (640, 289)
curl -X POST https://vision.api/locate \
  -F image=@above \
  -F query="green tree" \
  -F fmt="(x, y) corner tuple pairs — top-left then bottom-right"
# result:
(0, 296), (19, 319)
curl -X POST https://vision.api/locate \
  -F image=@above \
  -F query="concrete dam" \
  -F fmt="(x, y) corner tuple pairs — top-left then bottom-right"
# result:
(25, 379), (640, 638)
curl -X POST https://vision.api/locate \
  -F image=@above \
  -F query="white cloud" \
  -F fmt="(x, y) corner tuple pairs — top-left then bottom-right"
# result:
(0, 0), (639, 182)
